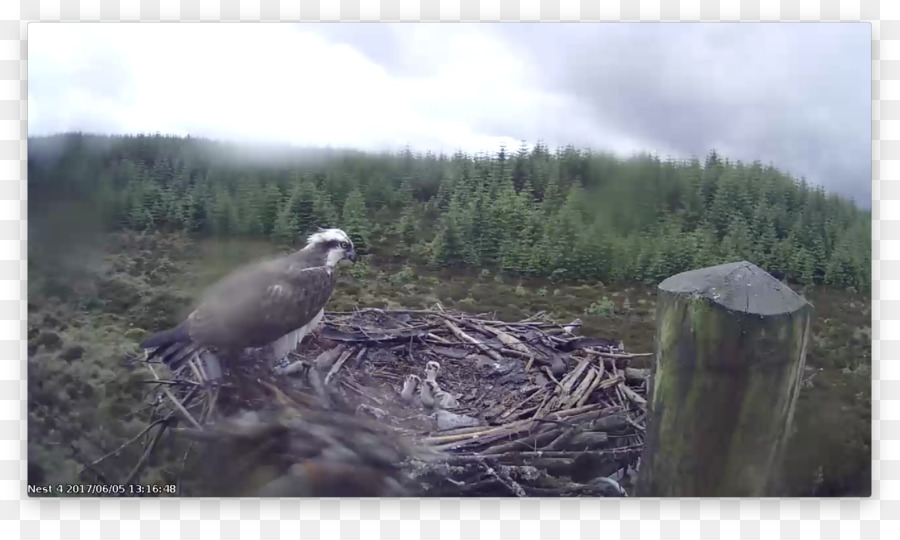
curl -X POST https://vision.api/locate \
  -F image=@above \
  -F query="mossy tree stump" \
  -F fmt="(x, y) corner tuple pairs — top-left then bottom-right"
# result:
(635, 261), (813, 497)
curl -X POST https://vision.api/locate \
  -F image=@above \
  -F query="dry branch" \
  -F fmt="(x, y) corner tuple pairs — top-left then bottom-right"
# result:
(442, 318), (504, 362)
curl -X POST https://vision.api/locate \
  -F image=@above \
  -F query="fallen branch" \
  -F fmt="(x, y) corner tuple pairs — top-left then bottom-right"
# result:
(324, 347), (355, 385)
(619, 383), (648, 407)
(442, 318), (504, 362)
(447, 444), (644, 463)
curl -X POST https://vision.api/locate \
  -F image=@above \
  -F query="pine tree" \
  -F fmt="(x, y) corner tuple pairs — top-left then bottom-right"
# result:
(208, 188), (238, 236)
(824, 235), (860, 288)
(720, 216), (753, 263)
(259, 183), (284, 236)
(691, 224), (720, 269)
(272, 200), (298, 243)
(512, 141), (531, 193)
(341, 188), (371, 251)
(792, 247), (817, 284)
(395, 205), (419, 251)
(286, 178), (319, 232)
(431, 214), (464, 268)
(234, 180), (263, 236)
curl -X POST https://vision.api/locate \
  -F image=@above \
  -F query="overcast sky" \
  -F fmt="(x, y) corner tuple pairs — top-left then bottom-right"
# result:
(28, 22), (871, 204)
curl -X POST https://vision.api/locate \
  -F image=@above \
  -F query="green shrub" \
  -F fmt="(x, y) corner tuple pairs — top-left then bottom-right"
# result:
(585, 297), (616, 317)
(388, 265), (416, 285)
(347, 257), (371, 280)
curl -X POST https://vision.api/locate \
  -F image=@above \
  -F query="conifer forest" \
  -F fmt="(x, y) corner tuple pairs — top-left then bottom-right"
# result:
(30, 133), (870, 289)
(27, 133), (871, 496)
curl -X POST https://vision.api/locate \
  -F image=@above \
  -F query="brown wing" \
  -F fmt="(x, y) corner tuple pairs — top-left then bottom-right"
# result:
(187, 260), (336, 350)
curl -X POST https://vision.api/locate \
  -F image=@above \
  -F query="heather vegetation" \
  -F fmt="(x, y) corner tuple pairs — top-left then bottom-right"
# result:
(27, 133), (870, 496)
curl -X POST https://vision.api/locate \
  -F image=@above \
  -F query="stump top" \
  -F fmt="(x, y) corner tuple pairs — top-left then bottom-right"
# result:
(658, 261), (809, 317)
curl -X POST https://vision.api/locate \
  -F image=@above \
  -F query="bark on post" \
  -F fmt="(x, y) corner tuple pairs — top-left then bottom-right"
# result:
(635, 261), (812, 497)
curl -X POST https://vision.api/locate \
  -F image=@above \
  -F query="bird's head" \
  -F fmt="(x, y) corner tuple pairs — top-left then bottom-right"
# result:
(304, 228), (357, 266)
(424, 361), (441, 381)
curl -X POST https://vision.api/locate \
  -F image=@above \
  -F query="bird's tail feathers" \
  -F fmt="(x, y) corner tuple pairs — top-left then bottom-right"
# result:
(141, 324), (197, 369)
(141, 324), (189, 349)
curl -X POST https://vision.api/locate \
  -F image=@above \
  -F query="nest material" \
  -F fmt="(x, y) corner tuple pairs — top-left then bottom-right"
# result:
(119, 306), (651, 497)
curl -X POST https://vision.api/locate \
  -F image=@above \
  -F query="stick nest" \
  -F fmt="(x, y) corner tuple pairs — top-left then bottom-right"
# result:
(116, 306), (651, 497)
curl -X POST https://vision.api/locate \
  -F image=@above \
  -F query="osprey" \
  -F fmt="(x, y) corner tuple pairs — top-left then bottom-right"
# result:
(141, 228), (357, 370)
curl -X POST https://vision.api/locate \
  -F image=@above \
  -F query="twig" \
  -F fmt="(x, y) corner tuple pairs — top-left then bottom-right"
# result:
(161, 386), (204, 431)
(324, 347), (355, 385)
(564, 367), (598, 409)
(623, 414), (646, 433)
(203, 386), (220, 424)
(587, 349), (653, 359)
(558, 358), (590, 395)
(136, 379), (202, 387)
(447, 445), (644, 463)
(176, 441), (195, 495)
(69, 443), (111, 486)
(524, 354), (535, 372)
(350, 346), (368, 369)
(480, 460), (527, 497)
(498, 347), (532, 359)
(575, 369), (603, 408)
(468, 320), (532, 355)
(191, 354), (209, 383)
(624, 368), (650, 382)
(425, 332), (453, 344)
(90, 413), (174, 468)
(122, 422), (167, 486)
(482, 425), (565, 454)
(521, 310), (546, 322)
(543, 427), (581, 451)
(442, 319), (504, 362)
(148, 363), (204, 431)
(499, 387), (546, 420)
(619, 383), (648, 407)
(189, 355), (216, 412)
(313, 344), (348, 372)
(342, 379), (383, 405)
(258, 378), (305, 409)
(542, 367), (564, 390)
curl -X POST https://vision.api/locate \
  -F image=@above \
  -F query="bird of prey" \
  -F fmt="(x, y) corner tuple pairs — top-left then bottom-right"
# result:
(418, 379), (436, 408)
(424, 361), (441, 382)
(562, 317), (582, 335)
(431, 382), (459, 410)
(400, 374), (421, 403)
(141, 228), (357, 371)
(416, 379), (456, 410)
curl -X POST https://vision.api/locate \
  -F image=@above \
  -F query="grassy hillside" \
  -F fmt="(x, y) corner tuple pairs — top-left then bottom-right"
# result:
(27, 233), (869, 495)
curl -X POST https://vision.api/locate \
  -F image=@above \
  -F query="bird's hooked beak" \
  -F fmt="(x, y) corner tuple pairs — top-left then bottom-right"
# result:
(346, 247), (357, 263)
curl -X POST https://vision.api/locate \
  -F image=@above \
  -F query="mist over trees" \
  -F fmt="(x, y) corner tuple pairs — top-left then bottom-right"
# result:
(29, 133), (871, 290)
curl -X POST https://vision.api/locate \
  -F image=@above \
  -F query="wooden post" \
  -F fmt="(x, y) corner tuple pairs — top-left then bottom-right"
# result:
(635, 261), (812, 497)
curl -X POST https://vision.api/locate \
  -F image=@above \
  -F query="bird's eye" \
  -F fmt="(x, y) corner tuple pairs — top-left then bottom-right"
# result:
(340, 242), (349, 249)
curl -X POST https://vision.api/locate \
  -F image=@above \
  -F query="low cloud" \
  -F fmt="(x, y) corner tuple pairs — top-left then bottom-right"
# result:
(29, 22), (871, 204)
